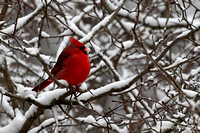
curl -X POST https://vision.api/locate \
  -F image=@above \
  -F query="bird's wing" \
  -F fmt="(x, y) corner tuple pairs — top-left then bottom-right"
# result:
(51, 48), (71, 75)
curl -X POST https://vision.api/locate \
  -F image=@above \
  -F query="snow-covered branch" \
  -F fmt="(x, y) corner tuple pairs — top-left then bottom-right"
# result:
(1, 0), (200, 132)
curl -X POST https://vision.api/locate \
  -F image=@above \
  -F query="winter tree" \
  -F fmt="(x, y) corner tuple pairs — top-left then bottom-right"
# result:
(0, 0), (200, 132)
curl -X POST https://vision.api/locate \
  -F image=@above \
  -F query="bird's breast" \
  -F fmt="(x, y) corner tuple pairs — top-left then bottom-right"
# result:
(56, 53), (90, 86)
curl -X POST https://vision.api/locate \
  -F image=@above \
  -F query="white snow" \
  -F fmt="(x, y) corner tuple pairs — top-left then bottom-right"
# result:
(152, 96), (170, 110)
(89, 103), (103, 114)
(92, 42), (101, 54)
(67, 19), (86, 37)
(41, 31), (50, 37)
(92, 117), (128, 133)
(177, 30), (191, 38)
(193, 21), (200, 29)
(123, 39), (134, 48)
(166, 40), (173, 46)
(194, 46), (200, 52)
(78, 76), (135, 101)
(164, 57), (187, 69)
(79, 82), (88, 91)
(190, 67), (200, 76)
(99, 52), (122, 80)
(106, 0), (197, 29)
(29, 116), (65, 133)
(24, 47), (39, 55)
(0, 1), (48, 37)
(182, 73), (189, 80)
(16, 83), (35, 97)
(182, 128), (193, 133)
(147, 76), (154, 81)
(182, 89), (197, 98)
(173, 112), (185, 118)
(36, 89), (67, 105)
(127, 53), (146, 60)
(23, 37), (38, 44)
(24, 105), (38, 118)
(0, 95), (14, 118)
(153, 121), (174, 132)
(80, 11), (116, 43)
(179, 101), (190, 107)
(52, 106), (59, 133)
(77, 115), (96, 123)
(0, 109), (25, 133)
(0, 44), (10, 53)
(39, 54), (51, 64)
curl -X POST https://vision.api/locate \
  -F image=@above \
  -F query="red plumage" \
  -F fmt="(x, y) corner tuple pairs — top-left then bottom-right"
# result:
(32, 37), (90, 92)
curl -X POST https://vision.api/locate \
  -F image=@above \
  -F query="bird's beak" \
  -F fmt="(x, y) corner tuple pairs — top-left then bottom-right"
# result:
(84, 47), (90, 55)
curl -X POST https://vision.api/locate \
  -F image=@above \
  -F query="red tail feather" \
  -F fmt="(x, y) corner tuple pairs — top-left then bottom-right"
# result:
(32, 79), (52, 92)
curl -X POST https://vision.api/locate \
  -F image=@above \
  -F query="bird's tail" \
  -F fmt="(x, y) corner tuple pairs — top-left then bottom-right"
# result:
(32, 79), (52, 92)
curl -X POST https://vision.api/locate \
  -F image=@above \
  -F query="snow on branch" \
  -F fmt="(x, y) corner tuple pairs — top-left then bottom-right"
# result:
(106, 0), (200, 29)
(0, 1), (51, 37)
(1, 0), (200, 132)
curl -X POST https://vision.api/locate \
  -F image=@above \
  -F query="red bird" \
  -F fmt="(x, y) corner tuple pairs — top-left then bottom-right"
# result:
(32, 37), (90, 92)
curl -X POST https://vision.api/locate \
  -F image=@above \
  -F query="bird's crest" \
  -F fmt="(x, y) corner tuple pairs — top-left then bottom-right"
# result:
(70, 37), (85, 47)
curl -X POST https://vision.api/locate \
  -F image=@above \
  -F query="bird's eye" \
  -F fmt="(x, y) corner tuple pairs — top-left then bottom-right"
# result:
(80, 46), (90, 55)
(80, 46), (85, 52)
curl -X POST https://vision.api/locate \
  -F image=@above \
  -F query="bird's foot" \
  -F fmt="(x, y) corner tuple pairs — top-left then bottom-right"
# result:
(67, 85), (81, 100)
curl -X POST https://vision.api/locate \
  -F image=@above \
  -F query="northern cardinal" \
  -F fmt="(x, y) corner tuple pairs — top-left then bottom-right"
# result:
(32, 37), (90, 92)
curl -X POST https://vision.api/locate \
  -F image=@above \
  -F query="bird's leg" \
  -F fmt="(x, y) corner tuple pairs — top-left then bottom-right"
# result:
(67, 85), (79, 101)
(67, 85), (74, 104)
(72, 85), (80, 100)
(67, 84), (73, 91)
(75, 85), (81, 92)
(75, 85), (82, 97)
